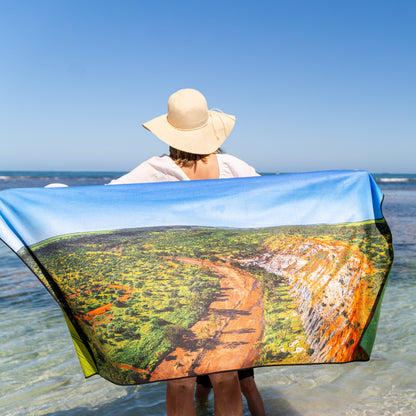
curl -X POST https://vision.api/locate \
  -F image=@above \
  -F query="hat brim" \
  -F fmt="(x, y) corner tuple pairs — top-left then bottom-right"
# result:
(142, 111), (235, 155)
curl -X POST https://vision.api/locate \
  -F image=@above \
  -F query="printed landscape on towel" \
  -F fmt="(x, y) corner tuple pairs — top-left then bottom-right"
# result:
(21, 219), (392, 385)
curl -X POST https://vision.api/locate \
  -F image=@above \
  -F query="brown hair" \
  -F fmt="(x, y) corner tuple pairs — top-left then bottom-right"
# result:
(169, 146), (222, 168)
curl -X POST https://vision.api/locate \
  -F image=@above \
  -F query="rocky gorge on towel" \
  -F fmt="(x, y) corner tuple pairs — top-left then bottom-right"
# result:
(0, 171), (393, 385)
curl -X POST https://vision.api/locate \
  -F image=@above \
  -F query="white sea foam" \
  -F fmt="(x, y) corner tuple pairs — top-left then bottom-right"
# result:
(378, 177), (409, 182)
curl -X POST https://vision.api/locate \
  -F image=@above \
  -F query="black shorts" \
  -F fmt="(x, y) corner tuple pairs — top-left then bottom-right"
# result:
(196, 368), (254, 389)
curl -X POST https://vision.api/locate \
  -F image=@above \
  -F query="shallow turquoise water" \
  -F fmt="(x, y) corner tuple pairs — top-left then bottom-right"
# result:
(0, 176), (415, 415)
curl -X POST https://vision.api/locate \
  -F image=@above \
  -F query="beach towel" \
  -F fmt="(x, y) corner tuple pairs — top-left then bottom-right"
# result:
(0, 170), (393, 385)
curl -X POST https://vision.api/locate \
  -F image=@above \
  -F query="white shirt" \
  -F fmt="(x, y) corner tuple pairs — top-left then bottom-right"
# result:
(108, 154), (259, 184)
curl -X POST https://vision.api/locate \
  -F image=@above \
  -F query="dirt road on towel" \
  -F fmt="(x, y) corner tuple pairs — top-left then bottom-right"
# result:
(150, 258), (264, 381)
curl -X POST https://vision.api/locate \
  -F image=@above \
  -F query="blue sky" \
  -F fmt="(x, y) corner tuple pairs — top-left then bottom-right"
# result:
(0, 0), (415, 173)
(0, 171), (382, 250)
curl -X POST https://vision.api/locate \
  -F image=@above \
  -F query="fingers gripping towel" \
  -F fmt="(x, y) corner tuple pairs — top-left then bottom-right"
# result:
(0, 171), (393, 385)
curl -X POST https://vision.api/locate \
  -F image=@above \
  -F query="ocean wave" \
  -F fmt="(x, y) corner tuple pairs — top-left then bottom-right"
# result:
(377, 178), (410, 182)
(0, 174), (118, 190)
(0, 175), (52, 181)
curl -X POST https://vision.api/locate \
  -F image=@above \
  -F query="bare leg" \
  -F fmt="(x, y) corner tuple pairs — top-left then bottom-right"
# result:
(195, 383), (212, 407)
(239, 376), (265, 416)
(209, 371), (243, 416)
(166, 377), (196, 416)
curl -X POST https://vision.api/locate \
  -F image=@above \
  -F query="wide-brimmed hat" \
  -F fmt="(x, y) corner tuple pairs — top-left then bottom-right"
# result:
(142, 88), (235, 154)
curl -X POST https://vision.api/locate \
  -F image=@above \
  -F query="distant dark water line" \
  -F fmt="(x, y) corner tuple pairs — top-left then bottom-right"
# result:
(1, 171), (415, 190)
(0, 171), (125, 177)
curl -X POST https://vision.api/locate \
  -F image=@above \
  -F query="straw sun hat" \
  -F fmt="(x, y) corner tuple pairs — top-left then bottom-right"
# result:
(142, 88), (235, 155)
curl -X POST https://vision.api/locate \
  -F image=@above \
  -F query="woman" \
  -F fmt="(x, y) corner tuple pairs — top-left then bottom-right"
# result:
(110, 88), (264, 416)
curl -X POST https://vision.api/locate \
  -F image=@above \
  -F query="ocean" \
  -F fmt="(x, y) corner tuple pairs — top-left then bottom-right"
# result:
(0, 171), (415, 416)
